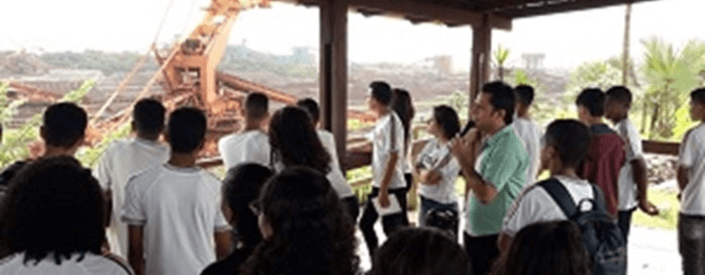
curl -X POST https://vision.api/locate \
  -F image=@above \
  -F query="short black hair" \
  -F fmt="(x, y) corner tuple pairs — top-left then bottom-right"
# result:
(296, 98), (320, 125)
(575, 88), (606, 116)
(42, 103), (88, 147)
(605, 86), (632, 106)
(432, 105), (460, 139)
(0, 156), (105, 264)
(514, 85), (535, 106)
(482, 81), (515, 125)
(167, 107), (207, 154)
(223, 163), (274, 248)
(544, 119), (591, 168)
(133, 98), (165, 135)
(370, 81), (393, 106)
(691, 88), (705, 105)
(245, 92), (269, 120)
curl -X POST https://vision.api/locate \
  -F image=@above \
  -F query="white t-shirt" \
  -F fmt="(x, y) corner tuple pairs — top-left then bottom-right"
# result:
(679, 123), (705, 215)
(416, 139), (460, 204)
(512, 117), (543, 187)
(94, 137), (169, 257)
(317, 130), (355, 198)
(502, 176), (594, 237)
(121, 164), (230, 275)
(0, 253), (133, 275)
(615, 119), (643, 211)
(218, 130), (270, 169)
(369, 112), (406, 189)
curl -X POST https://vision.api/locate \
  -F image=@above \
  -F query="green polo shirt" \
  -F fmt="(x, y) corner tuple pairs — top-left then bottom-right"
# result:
(465, 125), (529, 236)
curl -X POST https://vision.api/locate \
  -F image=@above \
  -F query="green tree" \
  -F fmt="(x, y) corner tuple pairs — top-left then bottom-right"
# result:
(493, 45), (511, 81)
(641, 38), (705, 139)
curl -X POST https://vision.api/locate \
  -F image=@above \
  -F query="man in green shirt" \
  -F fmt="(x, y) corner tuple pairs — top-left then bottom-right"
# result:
(450, 81), (528, 275)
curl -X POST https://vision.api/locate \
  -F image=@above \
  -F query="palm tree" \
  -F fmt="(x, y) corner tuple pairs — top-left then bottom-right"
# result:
(641, 38), (705, 139)
(493, 45), (511, 81)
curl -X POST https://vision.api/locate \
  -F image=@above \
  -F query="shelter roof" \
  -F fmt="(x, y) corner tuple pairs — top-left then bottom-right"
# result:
(281, 0), (658, 30)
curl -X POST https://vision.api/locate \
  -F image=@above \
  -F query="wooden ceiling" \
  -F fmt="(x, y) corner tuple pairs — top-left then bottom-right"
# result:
(417, 0), (658, 18)
(281, 0), (660, 30)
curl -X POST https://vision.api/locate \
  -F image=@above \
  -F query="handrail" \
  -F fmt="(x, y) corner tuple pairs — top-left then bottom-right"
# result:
(197, 139), (681, 170)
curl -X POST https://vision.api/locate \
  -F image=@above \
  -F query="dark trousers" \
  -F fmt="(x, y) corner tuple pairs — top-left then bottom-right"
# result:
(359, 187), (409, 258)
(342, 196), (360, 224)
(464, 233), (499, 275)
(618, 207), (637, 242)
(679, 214), (705, 275)
(404, 173), (413, 191)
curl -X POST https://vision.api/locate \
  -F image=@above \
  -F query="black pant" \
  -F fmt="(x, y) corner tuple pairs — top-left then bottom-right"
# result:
(680, 214), (705, 275)
(359, 187), (409, 258)
(464, 233), (499, 275)
(404, 173), (413, 191)
(618, 207), (637, 242)
(342, 196), (360, 223)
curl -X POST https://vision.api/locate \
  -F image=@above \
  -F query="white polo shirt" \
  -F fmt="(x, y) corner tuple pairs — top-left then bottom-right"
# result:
(502, 176), (594, 237)
(679, 123), (705, 216)
(512, 117), (543, 187)
(94, 137), (169, 257)
(121, 164), (230, 275)
(369, 112), (406, 190)
(0, 253), (133, 275)
(416, 139), (460, 204)
(615, 118), (643, 211)
(218, 130), (270, 169)
(317, 130), (355, 199)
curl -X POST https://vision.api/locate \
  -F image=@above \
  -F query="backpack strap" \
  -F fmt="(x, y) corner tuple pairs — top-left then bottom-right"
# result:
(390, 113), (397, 151)
(590, 184), (608, 213)
(539, 178), (579, 219)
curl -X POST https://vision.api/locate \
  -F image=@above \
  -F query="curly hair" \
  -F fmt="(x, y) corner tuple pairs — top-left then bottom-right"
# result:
(495, 221), (592, 275)
(0, 156), (105, 264)
(240, 167), (359, 275)
(268, 107), (331, 175)
(369, 227), (470, 275)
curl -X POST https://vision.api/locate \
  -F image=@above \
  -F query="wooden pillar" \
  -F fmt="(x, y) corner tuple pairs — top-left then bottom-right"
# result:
(320, 0), (348, 169)
(469, 14), (492, 116)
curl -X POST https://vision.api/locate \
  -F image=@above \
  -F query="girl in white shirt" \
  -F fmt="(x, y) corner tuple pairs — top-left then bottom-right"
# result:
(414, 105), (461, 233)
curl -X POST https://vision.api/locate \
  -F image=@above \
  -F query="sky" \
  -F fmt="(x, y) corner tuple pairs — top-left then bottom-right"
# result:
(1, 0), (705, 71)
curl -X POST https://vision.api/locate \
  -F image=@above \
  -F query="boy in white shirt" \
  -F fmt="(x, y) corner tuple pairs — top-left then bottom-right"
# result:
(677, 88), (705, 275)
(95, 98), (170, 257)
(122, 107), (231, 275)
(296, 98), (359, 221)
(513, 85), (543, 186)
(499, 119), (594, 252)
(605, 86), (658, 242)
(359, 81), (409, 258)
(218, 92), (270, 169)
(414, 105), (461, 232)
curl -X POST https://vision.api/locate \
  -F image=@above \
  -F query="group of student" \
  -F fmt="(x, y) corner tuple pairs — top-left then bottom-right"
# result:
(0, 79), (703, 275)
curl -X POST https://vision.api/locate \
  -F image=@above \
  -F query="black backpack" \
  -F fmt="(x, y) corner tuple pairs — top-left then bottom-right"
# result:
(539, 178), (627, 275)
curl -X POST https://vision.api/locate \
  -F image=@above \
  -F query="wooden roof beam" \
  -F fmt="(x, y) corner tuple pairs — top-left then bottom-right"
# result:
(498, 0), (657, 18)
(280, 0), (512, 30)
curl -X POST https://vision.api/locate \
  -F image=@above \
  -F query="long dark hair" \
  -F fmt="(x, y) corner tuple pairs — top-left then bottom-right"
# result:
(495, 221), (592, 275)
(240, 167), (359, 275)
(0, 156), (105, 264)
(391, 89), (415, 151)
(432, 105), (460, 140)
(369, 227), (471, 275)
(268, 107), (331, 175)
(223, 164), (273, 249)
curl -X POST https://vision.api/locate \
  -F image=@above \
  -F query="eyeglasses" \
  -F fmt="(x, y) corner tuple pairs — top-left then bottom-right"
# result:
(249, 201), (263, 216)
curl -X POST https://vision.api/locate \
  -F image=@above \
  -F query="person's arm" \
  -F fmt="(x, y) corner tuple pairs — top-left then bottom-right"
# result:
(632, 158), (658, 215)
(378, 152), (398, 207)
(449, 130), (498, 204)
(497, 233), (513, 254)
(678, 165), (690, 191)
(214, 231), (232, 260)
(127, 225), (145, 275)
